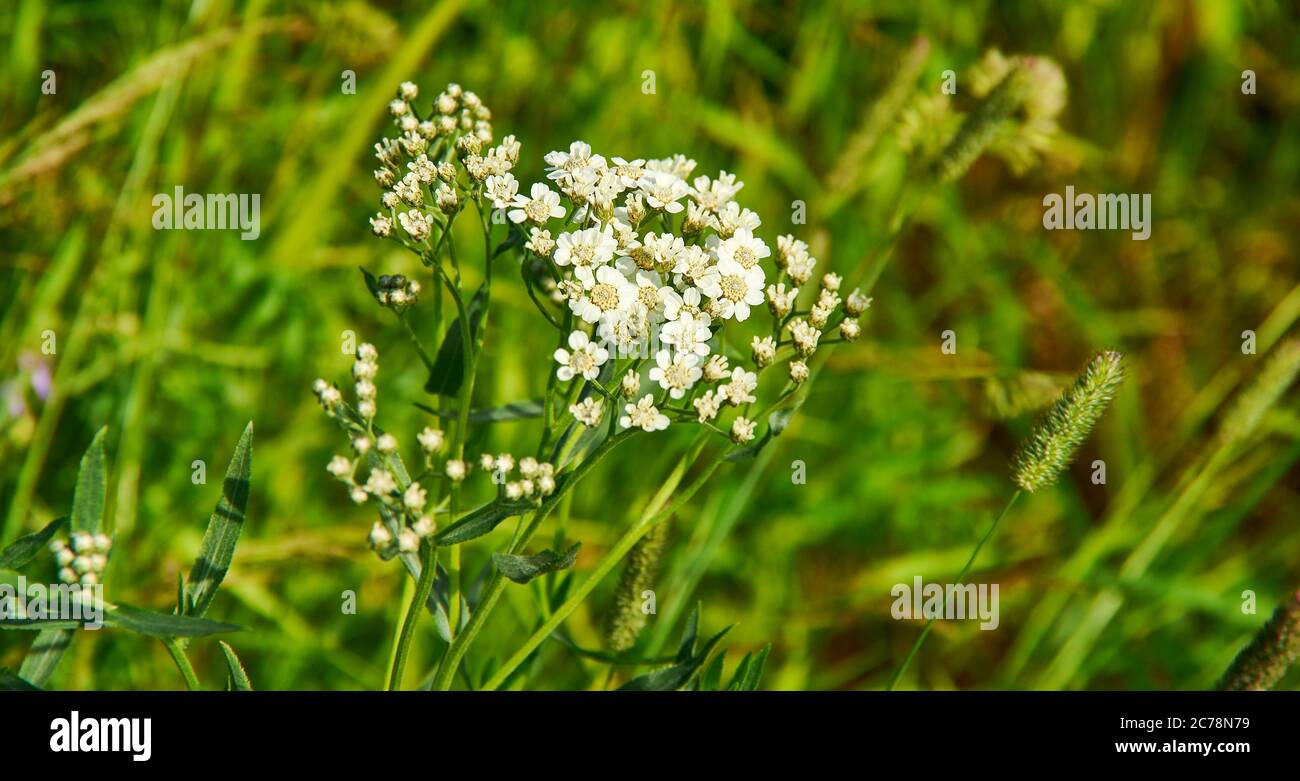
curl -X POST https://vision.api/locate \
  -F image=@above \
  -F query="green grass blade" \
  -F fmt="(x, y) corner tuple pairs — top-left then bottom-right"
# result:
(186, 422), (253, 619)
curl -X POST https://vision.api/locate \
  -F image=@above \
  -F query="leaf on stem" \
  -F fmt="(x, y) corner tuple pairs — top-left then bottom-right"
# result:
(415, 399), (544, 422)
(492, 543), (581, 585)
(219, 641), (254, 691)
(0, 516), (68, 571)
(186, 422), (253, 618)
(424, 283), (488, 396)
(433, 499), (533, 546)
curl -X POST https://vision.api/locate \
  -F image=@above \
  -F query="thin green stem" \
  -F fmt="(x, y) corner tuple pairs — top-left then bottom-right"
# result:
(163, 638), (201, 691)
(429, 430), (635, 690)
(389, 539), (438, 690)
(886, 490), (1022, 690)
(483, 445), (726, 690)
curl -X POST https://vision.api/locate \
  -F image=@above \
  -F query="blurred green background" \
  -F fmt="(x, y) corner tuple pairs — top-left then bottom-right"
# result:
(2, 0), (1299, 690)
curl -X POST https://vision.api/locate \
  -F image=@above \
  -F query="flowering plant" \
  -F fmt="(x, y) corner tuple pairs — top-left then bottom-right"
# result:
(312, 81), (866, 690)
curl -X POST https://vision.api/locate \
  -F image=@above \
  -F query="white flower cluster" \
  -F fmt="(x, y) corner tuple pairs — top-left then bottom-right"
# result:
(477, 453), (557, 501)
(49, 532), (111, 589)
(509, 138), (862, 441)
(370, 82), (520, 245)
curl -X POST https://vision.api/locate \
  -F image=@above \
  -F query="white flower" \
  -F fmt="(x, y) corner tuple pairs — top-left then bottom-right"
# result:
(412, 516), (436, 538)
(620, 394), (670, 432)
(519, 457), (540, 478)
(553, 330), (610, 381)
(327, 456), (352, 478)
(508, 182), (565, 225)
(570, 396), (605, 427)
(526, 228), (555, 257)
(404, 482), (427, 511)
(351, 488), (369, 504)
(840, 318), (861, 341)
(365, 469), (397, 496)
(789, 359), (810, 384)
(730, 416), (757, 444)
(693, 390), (721, 422)
(484, 172), (518, 210)
(672, 245), (713, 288)
(352, 436), (372, 454)
(719, 367), (758, 405)
(715, 228), (770, 271)
(767, 283), (797, 318)
(662, 285), (707, 322)
(628, 271), (675, 323)
(418, 427), (445, 453)
(620, 368), (641, 398)
(554, 225), (617, 286)
(376, 433), (398, 453)
(398, 81), (419, 100)
(445, 459), (468, 481)
(648, 350), (702, 399)
(370, 214), (393, 237)
(659, 310), (712, 357)
(789, 319), (821, 356)
(712, 202), (761, 237)
(398, 209), (433, 241)
(398, 528), (420, 554)
(845, 289), (872, 316)
(751, 336), (777, 368)
(639, 171), (689, 214)
(700, 256), (766, 322)
(545, 141), (602, 179)
(407, 154), (437, 184)
(570, 265), (635, 324)
(368, 522), (393, 550)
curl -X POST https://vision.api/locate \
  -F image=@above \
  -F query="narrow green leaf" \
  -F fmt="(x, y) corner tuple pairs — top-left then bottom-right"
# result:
(433, 499), (532, 546)
(359, 266), (382, 298)
(0, 667), (41, 690)
(700, 650), (725, 691)
(618, 626), (731, 691)
(492, 543), (581, 585)
(186, 422), (253, 618)
(219, 641), (253, 691)
(71, 427), (108, 534)
(492, 229), (524, 258)
(728, 644), (771, 691)
(18, 629), (73, 686)
(104, 603), (241, 638)
(424, 284), (488, 396)
(0, 516), (68, 570)
(415, 399), (544, 422)
(676, 602), (701, 663)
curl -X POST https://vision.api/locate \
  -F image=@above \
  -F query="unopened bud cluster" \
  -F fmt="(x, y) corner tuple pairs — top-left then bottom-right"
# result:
(49, 532), (111, 590)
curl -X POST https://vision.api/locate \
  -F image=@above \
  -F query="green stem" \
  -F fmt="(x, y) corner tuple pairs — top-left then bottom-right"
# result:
(164, 638), (201, 691)
(429, 430), (635, 690)
(389, 539), (438, 690)
(886, 489), (1022, 690)
(482, 445), (726, 690)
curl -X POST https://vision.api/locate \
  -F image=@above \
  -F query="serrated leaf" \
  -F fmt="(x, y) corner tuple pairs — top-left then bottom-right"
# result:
(0, 667), (40, 690)
(424, 284), (488, 396)
(415, 399), (544, 423)
(492, 543), (581, 585)
(725, 404), (800, 462)
(71, 427), (108, 534)
(219, 641), (253, 691)
(0, 516), (68, 571)
(186, 422), (253, 618)
(618, 626), (731, 691)
(104, 603), (241, 638)
(433, 499), (532, 546)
